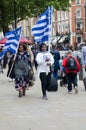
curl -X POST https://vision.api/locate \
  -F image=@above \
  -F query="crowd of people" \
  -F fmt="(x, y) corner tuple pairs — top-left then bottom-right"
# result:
(0, 42), (86, 99)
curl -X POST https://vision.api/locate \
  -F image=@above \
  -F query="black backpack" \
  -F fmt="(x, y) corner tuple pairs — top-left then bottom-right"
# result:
(66, 57), (76, 70)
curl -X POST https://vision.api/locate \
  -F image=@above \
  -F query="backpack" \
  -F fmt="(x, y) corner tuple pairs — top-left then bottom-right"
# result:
(66, 57), (76, 70)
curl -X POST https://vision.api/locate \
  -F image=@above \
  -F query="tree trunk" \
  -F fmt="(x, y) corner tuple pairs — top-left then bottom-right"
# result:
(2, 25), (9, 36)
(0, 1), (9, 68)
(0, 1), (9, 36)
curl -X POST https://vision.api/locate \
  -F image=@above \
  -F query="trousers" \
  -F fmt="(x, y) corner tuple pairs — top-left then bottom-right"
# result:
(66, 73), (77, 91)
(40, 72), (51, 96)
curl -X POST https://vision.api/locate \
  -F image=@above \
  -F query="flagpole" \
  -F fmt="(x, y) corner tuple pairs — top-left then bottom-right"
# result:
(48, 6), (53, 52)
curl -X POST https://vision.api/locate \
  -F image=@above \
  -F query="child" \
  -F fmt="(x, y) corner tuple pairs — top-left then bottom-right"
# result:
(62, 51), (80, 94)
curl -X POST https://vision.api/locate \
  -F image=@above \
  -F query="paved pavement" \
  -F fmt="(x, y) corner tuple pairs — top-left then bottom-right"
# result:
(0, 68), (86, 130)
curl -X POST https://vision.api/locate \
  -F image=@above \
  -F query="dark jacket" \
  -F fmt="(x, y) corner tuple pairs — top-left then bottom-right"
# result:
(51, 50), (60, 70)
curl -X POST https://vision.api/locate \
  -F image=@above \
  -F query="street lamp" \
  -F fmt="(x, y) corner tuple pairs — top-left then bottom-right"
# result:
(13, 0), (17, 29)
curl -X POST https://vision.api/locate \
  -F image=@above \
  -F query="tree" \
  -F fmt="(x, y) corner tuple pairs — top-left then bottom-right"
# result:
(0, 0), (74, 35)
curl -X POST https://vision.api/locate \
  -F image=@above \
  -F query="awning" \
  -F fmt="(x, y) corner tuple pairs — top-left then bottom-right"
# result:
(51, 37), (58, 43)
(58, 36), (67, 43)
(0, 37), (33, 46)
(51, 36), (68, 44)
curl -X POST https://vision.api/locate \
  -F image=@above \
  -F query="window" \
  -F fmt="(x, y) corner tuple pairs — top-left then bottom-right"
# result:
(76, 23), (82, 30)
(76, 0), (81, 5)
(58, 11), (61, 21)
(65, 11), (69, 19)
(61, 11), (65, 20)
(58, 22), (61, 32)
(65, 23), (70, 32)
(77, 37), (81, 43)
(62, 23), (65, 32)
(76, 10), (81, 18)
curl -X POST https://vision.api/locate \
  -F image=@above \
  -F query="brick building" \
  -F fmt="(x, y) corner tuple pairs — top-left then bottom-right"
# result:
(53, 0), (86, 46)
(16, 0), (86, 47)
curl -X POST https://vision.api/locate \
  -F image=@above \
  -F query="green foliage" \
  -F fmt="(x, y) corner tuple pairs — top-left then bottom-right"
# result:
(0, 0), (73, 34)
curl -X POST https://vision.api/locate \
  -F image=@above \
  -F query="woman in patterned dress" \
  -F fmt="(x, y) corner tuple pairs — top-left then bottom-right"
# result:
(14, 44), (32, 97)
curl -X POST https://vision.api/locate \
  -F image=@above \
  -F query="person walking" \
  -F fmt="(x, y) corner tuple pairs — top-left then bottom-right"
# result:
(62, 51), (80, 94)
(31, 43), (40, 70)
(36, 43), (54, 100)
(69, 44), (81, 85)
(50, 44), (60, 85)
(69, 44), (80, 59)
(81, 44), (86, 68)
(14, 44), (32, 97)
(81, 43), (86, 90)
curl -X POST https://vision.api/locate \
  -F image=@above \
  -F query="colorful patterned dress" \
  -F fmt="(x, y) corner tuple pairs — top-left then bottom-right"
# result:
(14, 51), (31, 90)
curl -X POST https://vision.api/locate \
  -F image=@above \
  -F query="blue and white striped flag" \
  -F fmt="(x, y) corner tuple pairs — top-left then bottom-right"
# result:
(0, 26), (22, 59)
(32, 6), (52, 43)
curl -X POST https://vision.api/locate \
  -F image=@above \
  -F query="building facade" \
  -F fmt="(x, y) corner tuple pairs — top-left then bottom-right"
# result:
(15, 0), (86, 46)
(71, 0), (86, 45)
(53, 0), (86, 45)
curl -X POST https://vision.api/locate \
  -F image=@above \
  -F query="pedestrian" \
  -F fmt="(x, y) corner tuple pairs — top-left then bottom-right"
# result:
(69, 44), (80, 59)
(62, 51), (80, 94)
(36, 43), (54, 100)
(81, 43), (86, 90)
(26, 44), (35, 86)
(50, 44), (60, 85)
(31, 43), (40, 70)
(14, 44), (32, 97)
(81, 43), (86, 68)
(78, 43), (85, 81)
(69, 44), (81, 86)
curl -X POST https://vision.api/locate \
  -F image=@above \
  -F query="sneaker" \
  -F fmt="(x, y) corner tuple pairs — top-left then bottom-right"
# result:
(68, 90), (72, 94)
(74, 87), (78, 94)
(8, 78), (13, 82)
(42, 95), (48, 100)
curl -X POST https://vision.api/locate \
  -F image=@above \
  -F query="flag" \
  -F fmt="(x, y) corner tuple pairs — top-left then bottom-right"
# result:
(0, 26), (22, 59)
(32, 6), (52, 43)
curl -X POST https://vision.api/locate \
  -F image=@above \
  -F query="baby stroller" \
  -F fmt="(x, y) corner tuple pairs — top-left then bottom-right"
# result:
(60, 66), (67, 87)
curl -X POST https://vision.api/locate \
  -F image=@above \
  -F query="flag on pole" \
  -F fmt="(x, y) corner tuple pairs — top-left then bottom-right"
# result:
(0, 26), (22, 59)
(32, 6), (52, 43)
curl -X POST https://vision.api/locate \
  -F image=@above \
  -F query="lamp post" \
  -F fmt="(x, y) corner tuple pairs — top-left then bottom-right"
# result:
(13, 0), (17, 29)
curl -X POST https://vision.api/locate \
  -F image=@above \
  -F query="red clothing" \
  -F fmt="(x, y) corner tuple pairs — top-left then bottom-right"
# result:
(62, 56), (80, 74)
